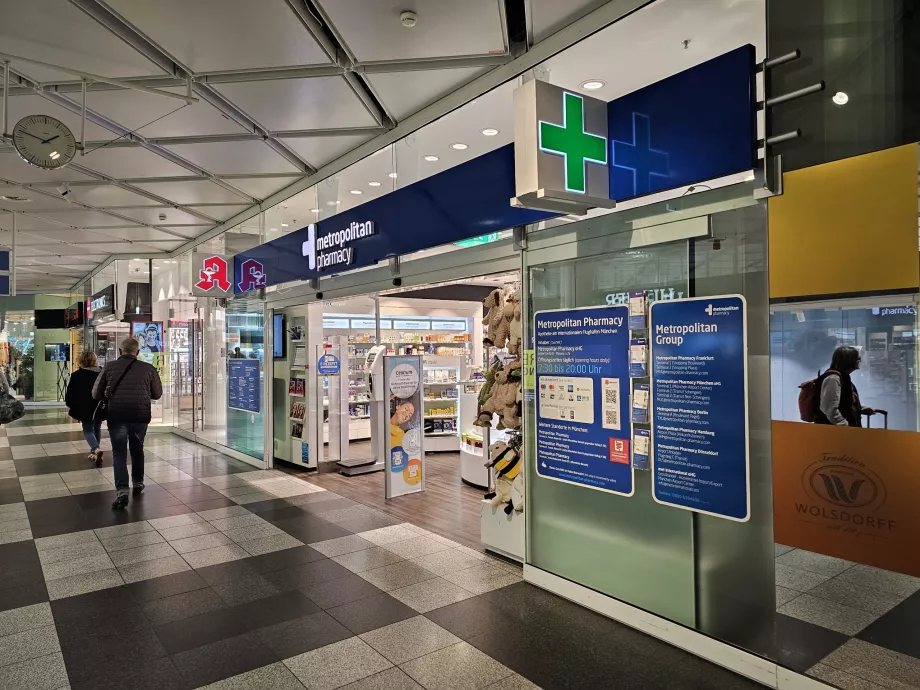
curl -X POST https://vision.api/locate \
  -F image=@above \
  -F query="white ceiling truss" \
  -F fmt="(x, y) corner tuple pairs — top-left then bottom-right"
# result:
(0, 0), (658, 292)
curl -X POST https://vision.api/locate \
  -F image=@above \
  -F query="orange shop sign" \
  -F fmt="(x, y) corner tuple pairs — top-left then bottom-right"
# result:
(773, 421), (920, 577)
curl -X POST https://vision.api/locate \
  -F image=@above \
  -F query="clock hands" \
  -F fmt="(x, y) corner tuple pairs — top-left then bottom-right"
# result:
(41, 135), (60, 145)
(19, 131), (46, 144)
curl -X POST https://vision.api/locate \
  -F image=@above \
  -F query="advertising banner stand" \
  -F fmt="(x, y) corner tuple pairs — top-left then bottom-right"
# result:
(384, 355), (425, 498)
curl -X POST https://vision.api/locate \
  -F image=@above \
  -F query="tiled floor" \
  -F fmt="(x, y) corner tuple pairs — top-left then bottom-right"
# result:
(0, 410), (764, 689)
(774, 544), (920, 687)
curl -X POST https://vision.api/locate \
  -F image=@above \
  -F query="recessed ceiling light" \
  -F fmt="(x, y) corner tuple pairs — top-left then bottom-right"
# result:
(270, 227), (277, 232)
(281, 223), (289, 227)
(310, 208), (320, 213)
(350, 190), (362, 195)
(326, 201), (337, 206)
(449, 143), (468, 150)
(581, 79), (605, 90)
(368, 181), (381, 187)
(481, 128), (499, 137)
(832, 91), (849, 105)
(388, 172), (398, 179)
(423, 155), (439, 162)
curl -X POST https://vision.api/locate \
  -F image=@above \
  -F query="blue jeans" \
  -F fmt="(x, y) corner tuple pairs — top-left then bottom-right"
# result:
(81, 419), (102, 452)
(108, 422), (148, 494)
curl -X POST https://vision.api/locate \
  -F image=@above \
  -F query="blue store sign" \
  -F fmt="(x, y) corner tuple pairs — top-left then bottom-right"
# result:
(228, 359), (261, 413)
(534, 306), (633, 496)
(317, 353), (341, 375)
(649, 295), (749, 521)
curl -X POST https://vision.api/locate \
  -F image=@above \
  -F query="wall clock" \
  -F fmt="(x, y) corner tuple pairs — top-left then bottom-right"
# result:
(12, 115), (77, 170)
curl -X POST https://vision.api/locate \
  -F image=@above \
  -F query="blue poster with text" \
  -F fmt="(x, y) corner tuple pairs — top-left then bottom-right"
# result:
(649, 296), (749, 521)
(228, 359), (261, 413)
(534, 306), (632, 496)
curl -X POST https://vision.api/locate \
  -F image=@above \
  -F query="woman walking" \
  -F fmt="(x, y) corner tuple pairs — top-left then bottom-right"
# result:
(66, 351), (104, 465)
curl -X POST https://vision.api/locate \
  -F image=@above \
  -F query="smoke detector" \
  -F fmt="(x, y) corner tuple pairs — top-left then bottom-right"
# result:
(158, 212), (167, 221)
(400, 10), (418, 27)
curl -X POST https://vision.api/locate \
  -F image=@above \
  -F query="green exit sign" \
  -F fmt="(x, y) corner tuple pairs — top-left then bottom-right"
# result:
(455, 232), (500, 248)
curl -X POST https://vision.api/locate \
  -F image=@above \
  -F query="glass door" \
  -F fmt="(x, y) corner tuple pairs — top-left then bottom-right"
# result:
(168, 309), (204, 433)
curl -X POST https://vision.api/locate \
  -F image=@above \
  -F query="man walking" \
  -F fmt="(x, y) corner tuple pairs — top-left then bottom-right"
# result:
(93, 337), (163, 509)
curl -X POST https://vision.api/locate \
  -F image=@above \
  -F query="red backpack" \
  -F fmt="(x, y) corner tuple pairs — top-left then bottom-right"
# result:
(798, 370), (838, 422)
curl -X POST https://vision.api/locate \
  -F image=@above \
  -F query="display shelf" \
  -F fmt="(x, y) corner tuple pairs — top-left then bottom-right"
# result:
(422, 397), (458, 402)
(427, 431), (457, 437)
(424, 414), (457, 419)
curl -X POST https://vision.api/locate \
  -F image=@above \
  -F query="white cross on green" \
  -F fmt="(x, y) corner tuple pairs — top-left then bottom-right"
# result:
(539, 92), (608, 194)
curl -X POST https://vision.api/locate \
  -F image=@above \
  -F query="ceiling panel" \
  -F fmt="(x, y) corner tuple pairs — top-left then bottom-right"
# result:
(529, 0), (611, 44)
(366, 66), (490, 121)
(163, 141), (301, 176)
(281, 134), (375, 169)
(77, 242), (173, 254)
(3, 94), (121, 142)
(317, 0), (506, 62)
(24, 209), (151, 228)
(66, 185), (161, 208)
(215, 78), (377, 131)
(105, 0), (331, 72)
(0, 187), (75, 212)
(0, 0), (165, 82)
(186, 204), (250, 221)
(213, 176), (301, 200)
(83, 88), (248, 138)
(77, 147), (196, 179)
(131, 180), (253, 205)
(108, 206), (218, 227)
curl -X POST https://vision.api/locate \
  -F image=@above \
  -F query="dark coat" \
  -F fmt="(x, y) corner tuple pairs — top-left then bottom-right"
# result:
(65, 367), (100, 422)
(92, 355), (163, 424)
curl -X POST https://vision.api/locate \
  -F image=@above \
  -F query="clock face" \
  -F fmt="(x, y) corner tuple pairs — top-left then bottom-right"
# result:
(12, 115), (77, 170)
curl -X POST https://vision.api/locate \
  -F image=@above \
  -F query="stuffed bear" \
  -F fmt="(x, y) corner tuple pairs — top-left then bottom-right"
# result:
(483, 441), (521, 514)
(473, 366), (498, 427)
(490, 361), (522, 430)
(509, 467), (524, 514)
(482, 289), (508, 348)
(506, 290), (522, 356)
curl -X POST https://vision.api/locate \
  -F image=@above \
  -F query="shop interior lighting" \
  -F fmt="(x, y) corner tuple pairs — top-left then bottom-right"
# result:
(449, 143), (468, 150)
(481, 128), (499, 136)
(350, 189), (362, 195)
(388, 172), (398, 178)
(832, 91), (849, 105)
(281, 223), (289, 227)
(581, 79), (605, 90)
(310, 208), (320, 213)
(368, 181), (381, 187)
(423, 155), (439, 162)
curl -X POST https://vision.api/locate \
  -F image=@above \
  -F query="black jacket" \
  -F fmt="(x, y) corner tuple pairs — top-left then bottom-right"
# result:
(65, 367), (100, 422)
(92, 356), (163, 424)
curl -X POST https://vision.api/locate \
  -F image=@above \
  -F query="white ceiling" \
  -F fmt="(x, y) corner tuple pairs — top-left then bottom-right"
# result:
(0, 0), (771, 293)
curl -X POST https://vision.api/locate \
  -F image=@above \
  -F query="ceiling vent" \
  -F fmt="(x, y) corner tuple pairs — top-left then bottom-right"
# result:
(0, 195), (31, 203)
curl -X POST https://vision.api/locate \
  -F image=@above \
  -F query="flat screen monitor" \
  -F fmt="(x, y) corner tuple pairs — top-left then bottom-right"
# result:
(132, 322), (163, 370)
(44, 343), (69, 362)
(34, 309), (67, 330)
(273, 314), (286, 359)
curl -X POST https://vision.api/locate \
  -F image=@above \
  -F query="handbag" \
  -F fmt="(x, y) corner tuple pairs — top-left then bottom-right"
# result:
(0, 392), (24, 425)
(93, 359), (136, 424)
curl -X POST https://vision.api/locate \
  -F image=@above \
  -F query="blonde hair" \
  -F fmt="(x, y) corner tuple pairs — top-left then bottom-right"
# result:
(80, 350), (98, 368)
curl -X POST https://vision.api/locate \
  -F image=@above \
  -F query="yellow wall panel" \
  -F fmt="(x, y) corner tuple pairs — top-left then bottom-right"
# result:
(769, 144), (919, 299)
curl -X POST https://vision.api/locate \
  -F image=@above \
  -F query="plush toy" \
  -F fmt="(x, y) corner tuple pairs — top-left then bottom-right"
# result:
(506, 290), (522, 356)
(473, 367), (497, 427)
(490, 361), (522, 430)
(482, 289), (508, 348)
(483, 441), (521, 514)
(509, 467), (524, 514)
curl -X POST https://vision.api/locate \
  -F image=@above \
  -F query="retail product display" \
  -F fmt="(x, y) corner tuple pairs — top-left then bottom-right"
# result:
(507, 290), (522, 356)
(482, 289), (509, 348)
(289, 401), (305, 422)
(475, 358), (521, 429)
(291, 422), (303, 439)
(289, 377), (305, 396)
(483, 439), (524, 515)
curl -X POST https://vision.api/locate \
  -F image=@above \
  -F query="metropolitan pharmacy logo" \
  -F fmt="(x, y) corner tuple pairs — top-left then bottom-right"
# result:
(705, 303), (740, 317)
(539, 92), (607, 195)
(237, 259), (267, 292)
(302, 220), (375, 272)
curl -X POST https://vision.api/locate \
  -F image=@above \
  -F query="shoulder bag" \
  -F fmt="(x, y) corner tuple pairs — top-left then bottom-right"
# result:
(93, 359), (136, 424)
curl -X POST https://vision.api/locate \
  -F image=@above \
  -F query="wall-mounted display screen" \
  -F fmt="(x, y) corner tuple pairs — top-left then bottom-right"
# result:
(35, 309), (67, 329)
(44, 343), (69, 362)
(132, 322), (163, 370)
(273, 314), (286, 359)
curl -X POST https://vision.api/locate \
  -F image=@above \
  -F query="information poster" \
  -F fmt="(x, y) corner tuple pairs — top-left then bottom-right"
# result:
(649, 295), (749, 522)
(534, 306), (632, 496)
(228, 359), (260, 413)
(384, 355), (424, 498)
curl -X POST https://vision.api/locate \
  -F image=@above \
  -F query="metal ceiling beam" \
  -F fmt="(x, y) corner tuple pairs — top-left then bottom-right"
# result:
(167, 0), (652, 261)
(15, 172), (297, 188)
(355, 54), (512, 74)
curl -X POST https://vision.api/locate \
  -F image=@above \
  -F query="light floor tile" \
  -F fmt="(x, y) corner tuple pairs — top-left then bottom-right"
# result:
(341, 668), (423, 690)
(196, 661), (307, 690)
(359, 561), (439, 592)
(42, 553), (115, 582)
(222, 523), (283, 544)
(806, 662), (883, 690)
(232, 490), (277, 505)
(332, 547), (405, 574)
(778, 593), (879, 636)
(808, 577), (907, 617)
(284, 636), (392, 690)
(0, 652), (69, 690)
(147, 512), (206, 531)
(38, 541), (106, 566)
(835, 565), (920, 599)
(169, 532), (234, 554)
(196, 505), (251, 521)
(389, 578), (476, 614)
(819, 639), (920, 688)
(775, 586), (802, 608)
(0, 502), (26, 516)
(484, 674), (541, 689)
(101, 530), (165, 553)
(35, 530), (98, 553)
(93, 521), (153, 540)
(776, 549), (855, 578)
(441, 564), (521, 596)
(45, 567), (124, 601)
(0, 624), (60, 666)
(382, 536), (454, 560)
(310, 535), (376, 558)
(118, 555), (191, 584)
(158, 521), (217, 541)
(109, 541), (179, 568)
(400, 641), (513, 690)
(180, 543), (250, 569)
(208, 514), (266, 532)
(0, 529), (32, 544)
(774, 563), (830, 593)
(237, 533), (304, 556)
(360, 616), (461, 665)
(409, 549), (488, 577)
(0, 603), (53, 638)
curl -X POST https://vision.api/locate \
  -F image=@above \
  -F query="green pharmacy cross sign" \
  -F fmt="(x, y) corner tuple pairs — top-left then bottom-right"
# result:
(538, 92), (608, 194)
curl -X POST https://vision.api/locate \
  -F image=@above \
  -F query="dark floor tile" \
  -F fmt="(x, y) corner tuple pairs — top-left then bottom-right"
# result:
(234, 497), (294, 514)
(24, 494), (82, 520)
(171, 632), (278, 689)
(0, 580), (48, 613)
(184, 497), (237, 512)
(9, 431), (79, 445)
(337, 512), (402, 533)
(211, 571), (282, 606)
(73, 486), (178, 510)
(70, 656), (186, 690)
(253, 505), (320, 524)
(298, 496), (359, 514)
(766, 613), (850, 673)
(60, 619), (168, 680)
(126, 569), (210, 604)
(300, 572), (384, 610)
(164, 487), (225, 503)
(27, 517), (93, 538)
(0, 539), (41, 571)
(426, 593), (513, 641)
(0, 561), (49, 594)
(157, 479), (204, 490)
(274, 518), (352, 543)
(264, 559), (352, 592)
(0, 447), (12, 460)
(857, 589), (920, 660)
(0, 477), (20, 490)
(246, 545), (326, 573)
(0, 488), (24, 504)
(195, 559), (261, 586)
(143, 587), (226, 626)
(327, 592), (416, 635)
(257, 610), (352, 658)
(15, 454), (109, 476)
(52, 586), (143, 629)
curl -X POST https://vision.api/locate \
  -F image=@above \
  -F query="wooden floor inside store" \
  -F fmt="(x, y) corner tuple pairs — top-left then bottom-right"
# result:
(281, 442), (486, 549)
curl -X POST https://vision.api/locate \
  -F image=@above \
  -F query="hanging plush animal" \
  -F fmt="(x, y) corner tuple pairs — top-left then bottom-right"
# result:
(483, 440), (521, 514)
(506, 290), (522, 356)
(482, 289), (508, 348)
(474, 366), (498, 427)
(490, 361), (522, 430)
